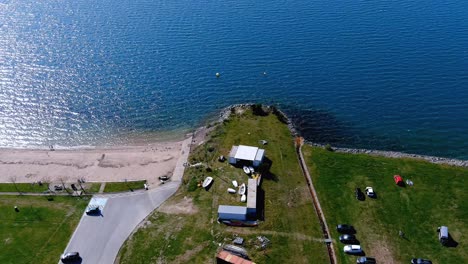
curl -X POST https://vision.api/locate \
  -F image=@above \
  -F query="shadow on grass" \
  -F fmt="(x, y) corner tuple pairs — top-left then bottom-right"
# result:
(259, 157), (278, 182)
(446, 234), (459, 248)
(255, 187), (265, 221)
(345, 250), (365, 256)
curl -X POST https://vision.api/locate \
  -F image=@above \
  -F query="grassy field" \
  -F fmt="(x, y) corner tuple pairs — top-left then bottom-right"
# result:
(0, 183), (49, 193)
(117, 106), (328, 263)
(86, 183), (102, 193)
(0, 195), (88, 264)
(103, 180), (147, 193)
(0, 182), (102, 194)
(303, 146), (467, 264)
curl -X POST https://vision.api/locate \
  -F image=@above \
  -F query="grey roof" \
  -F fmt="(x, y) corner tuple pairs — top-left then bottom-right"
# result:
(254, 148), (265, 162)
(218, 205), (247, 214)
(247, 178), (257, 209)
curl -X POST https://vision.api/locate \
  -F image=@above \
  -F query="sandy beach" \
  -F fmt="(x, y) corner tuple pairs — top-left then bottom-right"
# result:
(0, 140), (184, 185)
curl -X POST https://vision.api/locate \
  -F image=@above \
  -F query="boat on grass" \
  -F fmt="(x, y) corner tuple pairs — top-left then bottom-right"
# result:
(202, 177), (213, 188)
(238, 183), (246, 195)
(241, 194), (246, 202)
(243, 166), (250, 175)
(222, 244), (249, 259)
(248, 166), (254, 174)
(232, 180), (238, 188)
(227, 188), (236, 194)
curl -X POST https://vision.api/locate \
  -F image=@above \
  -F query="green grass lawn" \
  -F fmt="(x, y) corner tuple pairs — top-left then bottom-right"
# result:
(117, 106), (328, 264)
(303, 146), (467, 264)
(0, 183), (50, 193)
(104, 180), (147, 193)
(85, 183), (102, 193)
(0, 195), (88, 264)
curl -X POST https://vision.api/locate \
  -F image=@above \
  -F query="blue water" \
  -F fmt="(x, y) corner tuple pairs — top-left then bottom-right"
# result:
(0, 0), (467, 159)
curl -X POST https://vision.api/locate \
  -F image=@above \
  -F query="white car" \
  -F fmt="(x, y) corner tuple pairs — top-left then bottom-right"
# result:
(365, 187), (376, 198)
(344, 245), (362, 254)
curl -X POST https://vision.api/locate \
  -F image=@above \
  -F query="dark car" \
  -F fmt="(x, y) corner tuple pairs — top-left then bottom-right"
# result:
(355, 188), (365, 201)
(85, 205), (100, 215)
(411, 258), (432, 264)
(336, 224), (356, 234)
(60, 252), (80, 263)
(357, 256), (376, 264)
(339, 234), (358, 244)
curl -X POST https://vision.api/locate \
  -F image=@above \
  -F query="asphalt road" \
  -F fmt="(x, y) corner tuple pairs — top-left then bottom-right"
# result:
(61, 137), (191, 264)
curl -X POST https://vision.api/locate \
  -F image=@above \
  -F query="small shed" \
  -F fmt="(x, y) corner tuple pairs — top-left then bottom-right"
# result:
(229, 145), (265, 167)
(218, 205), (247, 221)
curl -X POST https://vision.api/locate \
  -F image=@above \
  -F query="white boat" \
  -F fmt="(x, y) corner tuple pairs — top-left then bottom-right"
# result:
(202, 177), (213, 188)
(241, 194), (246, 202)
(238, 183), (246, 195)
(232, 180), (238, 188)
(227, 188), (236, 194)
(248, 166), (254, 174)
(243, 166), (251, 174)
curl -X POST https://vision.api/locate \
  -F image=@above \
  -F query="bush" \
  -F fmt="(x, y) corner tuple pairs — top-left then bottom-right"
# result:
(187, 176), (199, 192)
(325, 144), (334, 152)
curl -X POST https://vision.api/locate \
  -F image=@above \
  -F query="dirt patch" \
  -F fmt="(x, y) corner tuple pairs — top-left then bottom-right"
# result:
(171, 241), (208, 263)
(157, 196), (198, 215)
(367, 239), (396, 264)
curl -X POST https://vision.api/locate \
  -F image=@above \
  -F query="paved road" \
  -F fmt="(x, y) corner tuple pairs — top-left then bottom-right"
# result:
(61, 137), (191, 264)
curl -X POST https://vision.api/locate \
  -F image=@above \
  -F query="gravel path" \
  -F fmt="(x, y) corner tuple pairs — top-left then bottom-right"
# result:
(296, 138), (337, 264)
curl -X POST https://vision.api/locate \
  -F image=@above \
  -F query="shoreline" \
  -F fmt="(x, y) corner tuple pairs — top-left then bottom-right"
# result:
(0, 104), (465, 184)
(0, 139), (186, 184)
(306, 142), (468, 167)
(216, 104), (468, 167)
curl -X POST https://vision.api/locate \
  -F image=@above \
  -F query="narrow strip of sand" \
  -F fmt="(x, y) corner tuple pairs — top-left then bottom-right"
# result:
(0, 140), (184, 185)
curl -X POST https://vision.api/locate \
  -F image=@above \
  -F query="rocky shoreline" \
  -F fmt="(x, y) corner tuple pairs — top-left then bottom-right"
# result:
(216, 104), (468, 168)
(307, 142), (468, 167)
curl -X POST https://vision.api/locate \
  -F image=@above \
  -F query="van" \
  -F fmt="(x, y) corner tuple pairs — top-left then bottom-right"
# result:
(438, 226), (449, 245)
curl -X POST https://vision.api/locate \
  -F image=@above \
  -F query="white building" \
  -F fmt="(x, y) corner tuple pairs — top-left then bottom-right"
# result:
(228, 145), (265, 167)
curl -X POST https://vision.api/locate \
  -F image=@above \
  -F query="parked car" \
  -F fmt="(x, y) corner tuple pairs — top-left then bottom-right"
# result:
(60, 252), (80, 263)
(339, 234), (357, 244)
(357, 256), (376, 264)
(355, 188), (365, 201)
(337, 224), (356, 234)
(411, 258), (432, 264)
(85, 205), (100, 215)
(344, 245), (362, 255)
(365, 187), (376, 198)
(159, 176), (170, 183)
(438, 226), (449, 246)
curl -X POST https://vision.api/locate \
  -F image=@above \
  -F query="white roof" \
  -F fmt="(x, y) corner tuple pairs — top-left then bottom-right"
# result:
(234, 145), (259, 161)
